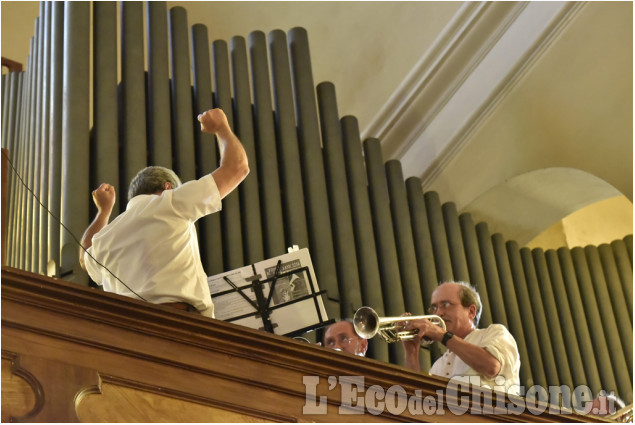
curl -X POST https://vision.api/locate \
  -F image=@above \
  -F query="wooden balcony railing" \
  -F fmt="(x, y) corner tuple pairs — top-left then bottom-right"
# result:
(1, 266), (602, 422)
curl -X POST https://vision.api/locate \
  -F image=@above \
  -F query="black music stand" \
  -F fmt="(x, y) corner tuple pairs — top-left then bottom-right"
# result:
(208, 249), (332, 337)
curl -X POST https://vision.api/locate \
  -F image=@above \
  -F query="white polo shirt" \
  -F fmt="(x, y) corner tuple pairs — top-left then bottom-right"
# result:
(429, 324), (521, 394)
(84, 174), (222, 318)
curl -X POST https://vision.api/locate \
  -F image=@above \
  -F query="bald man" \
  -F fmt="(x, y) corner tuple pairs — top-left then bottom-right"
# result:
(402, 281), (520, 394)
(323, 320), (368, 357)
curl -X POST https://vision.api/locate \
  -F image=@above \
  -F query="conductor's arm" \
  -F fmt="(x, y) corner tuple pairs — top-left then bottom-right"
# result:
(79, 183), (116, 270)
(198, 109), (249, 199)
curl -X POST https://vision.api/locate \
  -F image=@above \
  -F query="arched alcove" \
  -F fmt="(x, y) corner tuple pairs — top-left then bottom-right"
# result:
(461, 167), (632, 247)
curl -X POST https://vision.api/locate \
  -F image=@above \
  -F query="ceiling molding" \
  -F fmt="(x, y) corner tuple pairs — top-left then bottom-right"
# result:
(417, 1), (585, 189)
(361, 1), (493, 142)
(364, 1), (586, 185)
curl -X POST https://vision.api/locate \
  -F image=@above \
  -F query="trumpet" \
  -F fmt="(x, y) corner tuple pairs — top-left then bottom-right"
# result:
(353, 306), (446, 346)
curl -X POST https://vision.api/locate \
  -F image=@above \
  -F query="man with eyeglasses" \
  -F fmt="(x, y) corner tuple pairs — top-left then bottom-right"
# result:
(401, 281), (520, 394)
(322, 319), (368, 357)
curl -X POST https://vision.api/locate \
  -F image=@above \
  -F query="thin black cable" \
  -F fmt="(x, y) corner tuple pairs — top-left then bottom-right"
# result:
(1, 149), (148, 302)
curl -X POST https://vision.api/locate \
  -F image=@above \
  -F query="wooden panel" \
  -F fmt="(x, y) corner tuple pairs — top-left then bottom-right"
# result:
(77, 382), (268, 423)
(2, 352), (98, 422)
(1, 266), (598, 423)
(1, 355), (37, 422)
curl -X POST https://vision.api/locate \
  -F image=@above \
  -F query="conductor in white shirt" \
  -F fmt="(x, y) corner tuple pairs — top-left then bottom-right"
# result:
(79, 109), (249, 317)
(401, 281), (521, 394)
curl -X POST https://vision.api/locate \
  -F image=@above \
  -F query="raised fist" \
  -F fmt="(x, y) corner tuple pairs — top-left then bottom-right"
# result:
(197, 108), (230, 134)
(92, 183), (116, 213)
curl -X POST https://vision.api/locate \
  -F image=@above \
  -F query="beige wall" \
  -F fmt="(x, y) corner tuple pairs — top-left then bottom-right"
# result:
(526, 196), (633, 250)
(1, 1), (40, 69)
(165, 1), (462, 131)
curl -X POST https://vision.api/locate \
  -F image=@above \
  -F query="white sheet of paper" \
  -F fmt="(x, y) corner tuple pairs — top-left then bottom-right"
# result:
(208, 248), (328, 335)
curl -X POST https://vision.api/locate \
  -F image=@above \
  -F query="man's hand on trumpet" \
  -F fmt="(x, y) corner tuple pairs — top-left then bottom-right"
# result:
(400, 312), (446, 344)
(399, 312), (446, 371)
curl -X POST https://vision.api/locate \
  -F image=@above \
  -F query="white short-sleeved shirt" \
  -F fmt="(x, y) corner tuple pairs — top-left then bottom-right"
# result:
(429, 324), (521, 394)
(84, 174), (222, 318)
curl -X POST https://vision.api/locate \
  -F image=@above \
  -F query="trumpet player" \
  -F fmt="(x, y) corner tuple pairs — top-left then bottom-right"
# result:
(402, 281), (521, 394)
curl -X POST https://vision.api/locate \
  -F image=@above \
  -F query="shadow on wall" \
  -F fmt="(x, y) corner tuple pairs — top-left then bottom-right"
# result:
(461, 167), (633, 248)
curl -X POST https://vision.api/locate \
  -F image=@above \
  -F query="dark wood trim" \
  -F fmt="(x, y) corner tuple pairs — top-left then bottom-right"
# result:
(1, 149), (8, 266)
(1, 57), (23, 73)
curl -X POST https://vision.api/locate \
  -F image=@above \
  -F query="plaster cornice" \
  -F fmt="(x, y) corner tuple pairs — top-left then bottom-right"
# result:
(364, 2), (585, 187)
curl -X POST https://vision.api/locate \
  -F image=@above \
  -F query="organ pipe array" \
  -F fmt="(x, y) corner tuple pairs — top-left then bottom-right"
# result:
(1, 1), (632, 405)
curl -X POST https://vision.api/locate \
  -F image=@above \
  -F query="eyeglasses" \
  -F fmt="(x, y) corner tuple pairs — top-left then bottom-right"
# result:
(427, 300), (455, 314)
(325, 334), (356, 348)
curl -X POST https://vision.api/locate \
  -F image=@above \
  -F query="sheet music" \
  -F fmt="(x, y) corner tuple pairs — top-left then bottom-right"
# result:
(207, 248), (328, 334)
(207, 266), (256, 321)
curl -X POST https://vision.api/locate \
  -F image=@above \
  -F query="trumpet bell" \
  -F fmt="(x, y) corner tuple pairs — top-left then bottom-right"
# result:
(353, 306), (380, 339)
